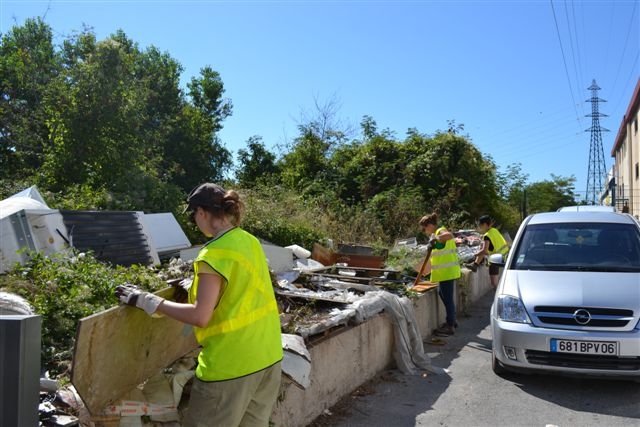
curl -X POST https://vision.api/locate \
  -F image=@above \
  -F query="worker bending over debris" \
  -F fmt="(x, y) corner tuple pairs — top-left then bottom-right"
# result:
(465, 214), (510, 289)
(419, 213), (461, 337)
(116, 183), (283, 427)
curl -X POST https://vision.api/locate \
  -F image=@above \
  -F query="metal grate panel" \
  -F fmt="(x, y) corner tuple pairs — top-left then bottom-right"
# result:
(60, 210), (155, 266)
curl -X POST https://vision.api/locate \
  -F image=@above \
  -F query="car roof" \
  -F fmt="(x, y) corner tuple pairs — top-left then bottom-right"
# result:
(557, 205), (615, 212)
(526, 211), (636, 225)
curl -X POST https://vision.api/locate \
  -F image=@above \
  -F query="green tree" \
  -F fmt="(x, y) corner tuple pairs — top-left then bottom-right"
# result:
(525, 175), (577, 214)
(0, 18), (59, 180)
(367, 187), (427, 241)
(326, 116), (403, 204)
(403, 129), (499, 224)
(495, 162), (530, 228)
(41, 32), (150, 194)
(326, 141), (363, 203)
(278, 126), (330, 192)
(2, 20), (233, 212)
(235, 136), (279, 188)
(163, 103), (232, 194)
(278, 95), (352, 194)
(498, 163), (529, 203)
(171, 67), (233, 190)
(187, 66), (232, 132)
(360, 115), (378, 140)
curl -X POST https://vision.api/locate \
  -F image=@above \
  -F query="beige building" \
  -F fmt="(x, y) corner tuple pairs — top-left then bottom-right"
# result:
(611, 78), (640, 215)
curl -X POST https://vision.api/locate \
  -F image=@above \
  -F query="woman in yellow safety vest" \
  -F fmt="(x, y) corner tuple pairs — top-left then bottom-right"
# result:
(116, 183), (282, 427)
(465, 215), (510, 289)
(419, 212), (461, 337)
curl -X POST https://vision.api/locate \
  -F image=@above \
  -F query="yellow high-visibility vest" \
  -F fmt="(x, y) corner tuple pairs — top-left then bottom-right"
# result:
(189, 228), (282, 381)
(430, 226), (461, 282)
(485, 227), (509, 257)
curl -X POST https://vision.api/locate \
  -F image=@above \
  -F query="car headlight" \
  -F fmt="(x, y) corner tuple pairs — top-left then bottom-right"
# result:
(496, 295), (531, 323)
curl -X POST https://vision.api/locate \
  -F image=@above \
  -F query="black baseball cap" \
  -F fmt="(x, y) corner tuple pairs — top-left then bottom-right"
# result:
(182, 183), (225, 214)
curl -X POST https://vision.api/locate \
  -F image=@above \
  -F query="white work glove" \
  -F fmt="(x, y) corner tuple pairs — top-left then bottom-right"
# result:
(115, 283), (164, 315)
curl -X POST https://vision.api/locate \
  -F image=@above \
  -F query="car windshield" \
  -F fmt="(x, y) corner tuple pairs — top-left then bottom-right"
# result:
(512, 222), (640, 272)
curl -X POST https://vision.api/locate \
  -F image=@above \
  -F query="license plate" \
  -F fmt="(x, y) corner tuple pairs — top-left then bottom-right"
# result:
(550, 339), (619, 355)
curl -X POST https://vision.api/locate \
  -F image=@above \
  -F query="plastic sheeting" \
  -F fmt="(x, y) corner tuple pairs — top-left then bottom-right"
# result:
(0, 291), (35, 315)
(372, 292), (448, 375)
(351, 290), (448, 375)
(281, 334), (312, 389)
(278, 281), (448, 376)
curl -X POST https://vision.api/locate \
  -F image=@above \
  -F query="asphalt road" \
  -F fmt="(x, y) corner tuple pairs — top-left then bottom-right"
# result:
(310, 291), (640, 427)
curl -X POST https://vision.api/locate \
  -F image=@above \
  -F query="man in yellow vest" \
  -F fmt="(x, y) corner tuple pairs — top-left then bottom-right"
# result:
(116, 183), (283, 427)
(465, 215), (509, 289)
(419, 213), (461, 337)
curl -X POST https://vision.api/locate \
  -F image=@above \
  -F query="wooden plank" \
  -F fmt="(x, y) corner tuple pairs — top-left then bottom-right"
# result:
(409, 281), (439, 292)
(71, 287), (199, 415)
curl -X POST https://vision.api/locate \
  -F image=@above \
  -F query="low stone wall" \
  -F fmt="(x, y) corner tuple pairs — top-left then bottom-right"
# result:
(271, 268), (492, 426)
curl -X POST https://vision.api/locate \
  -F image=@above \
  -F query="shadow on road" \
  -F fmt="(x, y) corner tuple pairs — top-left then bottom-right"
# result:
(500, 364), (640, 419)
(309, 289), (640, 426)
(309, 291), (496, 427)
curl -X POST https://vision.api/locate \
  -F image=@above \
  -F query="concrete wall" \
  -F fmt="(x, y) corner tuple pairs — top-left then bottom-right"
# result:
(271, 268), (492, 426)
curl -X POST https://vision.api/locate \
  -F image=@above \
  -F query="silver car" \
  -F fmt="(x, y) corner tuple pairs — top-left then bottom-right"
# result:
(490, 211), (640, 381)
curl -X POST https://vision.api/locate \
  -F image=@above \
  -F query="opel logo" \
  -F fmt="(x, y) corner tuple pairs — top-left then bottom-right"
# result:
(573, 309), (592, 325)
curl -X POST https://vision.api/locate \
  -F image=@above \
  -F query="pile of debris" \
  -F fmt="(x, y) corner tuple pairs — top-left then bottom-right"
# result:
(30, 239), (455, 425)
(24, 230), (489, 426)
(1, 186), (490, 425)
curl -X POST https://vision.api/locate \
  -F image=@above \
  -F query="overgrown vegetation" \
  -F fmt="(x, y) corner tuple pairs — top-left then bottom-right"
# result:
(1, 249), (167, 379)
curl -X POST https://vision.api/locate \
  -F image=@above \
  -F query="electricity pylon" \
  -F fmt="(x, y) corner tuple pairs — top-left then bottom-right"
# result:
(585, 79), (609, 205)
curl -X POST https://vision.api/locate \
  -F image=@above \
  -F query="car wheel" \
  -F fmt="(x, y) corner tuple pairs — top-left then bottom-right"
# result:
(492, 349), (507, 376)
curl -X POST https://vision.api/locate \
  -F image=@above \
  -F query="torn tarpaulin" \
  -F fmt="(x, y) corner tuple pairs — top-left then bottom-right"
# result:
(373, 291), (449, 376)
(351, 290), (447, 375)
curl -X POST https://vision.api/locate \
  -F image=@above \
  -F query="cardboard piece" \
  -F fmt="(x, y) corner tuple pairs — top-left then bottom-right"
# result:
(71, 287), (199, 415)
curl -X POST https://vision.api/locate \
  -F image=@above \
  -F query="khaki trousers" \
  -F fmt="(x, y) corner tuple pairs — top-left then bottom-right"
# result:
(182, 361), (282, 427)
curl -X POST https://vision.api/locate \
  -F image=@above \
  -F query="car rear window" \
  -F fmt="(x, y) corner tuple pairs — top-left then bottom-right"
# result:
(512, 222), (640, 271)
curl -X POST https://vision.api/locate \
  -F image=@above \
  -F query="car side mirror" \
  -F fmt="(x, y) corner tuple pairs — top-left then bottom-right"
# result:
(488, 253), (505, 267)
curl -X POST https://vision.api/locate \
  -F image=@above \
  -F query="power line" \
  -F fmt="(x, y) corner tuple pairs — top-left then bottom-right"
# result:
(478, 105), (581, 143)
(570, 0), (587, 117)
(549, 0), (638, 195)
(602, 0), (616, 83)
(564, 0), (583, 114)
(611, 56), (640, 117)
(550, 0), (583, 128)
(609, 0), (638, 98)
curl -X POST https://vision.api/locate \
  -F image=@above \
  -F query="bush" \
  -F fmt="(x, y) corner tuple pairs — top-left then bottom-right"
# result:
(0, 249), (166, 379)
(0, 178), (36, 200)
(241, 186), (325, 248)
(240, 185), (397, 249)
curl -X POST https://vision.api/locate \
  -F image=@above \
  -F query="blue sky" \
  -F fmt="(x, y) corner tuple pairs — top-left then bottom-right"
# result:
(1, 1), (639, 197)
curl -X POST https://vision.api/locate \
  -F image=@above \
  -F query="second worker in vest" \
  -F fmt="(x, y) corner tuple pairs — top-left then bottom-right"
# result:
(419, 213), (461, 337)
(465, 214), (510, 289)
(116, 183), (283, 427)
